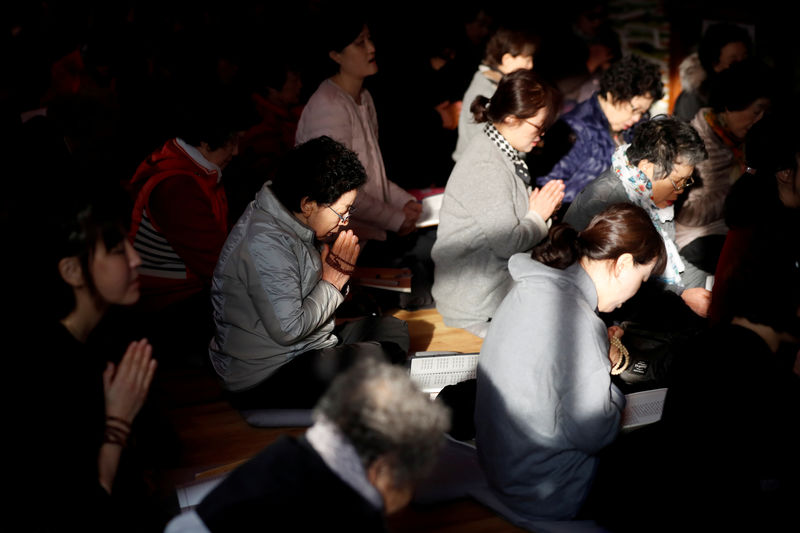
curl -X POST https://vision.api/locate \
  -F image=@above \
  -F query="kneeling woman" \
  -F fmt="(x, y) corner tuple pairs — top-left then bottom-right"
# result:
(209, 136), (409, 409)
(563, 116), (711, 316)
(432, 69), (565, 337)
(475, 203), (666, 522)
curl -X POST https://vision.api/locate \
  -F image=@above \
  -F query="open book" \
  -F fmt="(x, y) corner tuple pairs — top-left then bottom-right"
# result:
(621, 387), (667, 430)
(408, 351), (479, 397)
(416, 193), (444, 228)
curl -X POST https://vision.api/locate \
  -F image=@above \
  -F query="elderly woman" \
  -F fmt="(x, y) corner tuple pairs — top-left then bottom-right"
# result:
(535, 54), (664, 204)
(432, 69), (565, 337)
(452, 26), (538, 162)
(674, 58), (772, 274)
(564, 116), (711, 316)
(165, 358), (450, 532)
(209, 136), (409, 409)
(475, 204), (667, 522)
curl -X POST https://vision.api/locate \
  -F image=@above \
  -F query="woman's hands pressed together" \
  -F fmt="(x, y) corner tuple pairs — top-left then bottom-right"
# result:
(103, 338), (157, 425)
(529, 180), (565, 221)
(322, 229), (361, 291)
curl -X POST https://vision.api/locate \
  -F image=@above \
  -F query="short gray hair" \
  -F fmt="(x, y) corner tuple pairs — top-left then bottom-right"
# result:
(314, 358), (451, 487)
(626, 115), (708, 179)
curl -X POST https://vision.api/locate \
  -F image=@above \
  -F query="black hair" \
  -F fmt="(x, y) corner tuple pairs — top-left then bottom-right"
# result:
(175, 85), (259, 151)
(270, 136), (367, 213)
(532, 203), (667, 275)
(471, 69), (560, 127)
(626, 116), (707, 178)
(744, 114), (800, 176)
(598, 54), (664, 103)
(320, 1), (370, 54)
(709, 58), (773, 113)
(21, 173), (132, 320)
(698, 22), (752, 75)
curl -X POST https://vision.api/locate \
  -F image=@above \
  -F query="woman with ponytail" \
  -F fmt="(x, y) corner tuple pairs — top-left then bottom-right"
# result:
(474, 203), (666, 522)
(432, 69), (565, 337)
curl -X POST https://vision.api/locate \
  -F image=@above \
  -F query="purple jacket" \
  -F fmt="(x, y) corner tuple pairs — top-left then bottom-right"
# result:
(536, 94), (641, 203)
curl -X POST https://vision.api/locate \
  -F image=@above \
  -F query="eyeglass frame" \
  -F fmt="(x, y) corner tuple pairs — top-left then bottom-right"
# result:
(326, 204), (354, 223)
(522, 118), (546, 137)
(668, 173), (694, 191)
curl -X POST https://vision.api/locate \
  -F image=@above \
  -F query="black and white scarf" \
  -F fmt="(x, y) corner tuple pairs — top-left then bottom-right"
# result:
(484, 122), (531, 185)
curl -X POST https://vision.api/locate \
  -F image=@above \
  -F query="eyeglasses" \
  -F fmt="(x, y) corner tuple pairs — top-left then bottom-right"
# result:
(326, 204), (354, 223)
(669, 174), (694, 191)
(523, 118), (546, 136)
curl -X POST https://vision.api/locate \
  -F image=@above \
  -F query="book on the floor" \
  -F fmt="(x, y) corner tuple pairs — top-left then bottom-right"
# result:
(408, 351), (480, 397)
(350, 266), (412, 293)
(621, 387), (667, 430)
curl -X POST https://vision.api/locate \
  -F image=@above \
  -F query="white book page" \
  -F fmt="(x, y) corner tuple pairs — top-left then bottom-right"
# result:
(408, 353), (479, 394)
(416, 193), (443, 228)
(622, 387), (667, 430)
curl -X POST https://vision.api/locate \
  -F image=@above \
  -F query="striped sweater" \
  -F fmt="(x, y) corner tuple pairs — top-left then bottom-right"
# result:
(127, 138), (229, 310)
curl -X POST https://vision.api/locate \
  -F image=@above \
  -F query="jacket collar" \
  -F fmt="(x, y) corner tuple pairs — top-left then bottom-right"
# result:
(508, 253), (599, 311)
(175, 138), (223, 181)
(255, 184), (316, 243)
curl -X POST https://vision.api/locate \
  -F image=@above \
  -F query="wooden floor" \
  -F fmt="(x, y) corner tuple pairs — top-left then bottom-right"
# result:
(156, 307), (526, 532)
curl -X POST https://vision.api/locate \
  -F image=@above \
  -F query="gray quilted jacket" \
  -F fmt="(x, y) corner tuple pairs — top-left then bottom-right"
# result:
(209, 184), (342, 392)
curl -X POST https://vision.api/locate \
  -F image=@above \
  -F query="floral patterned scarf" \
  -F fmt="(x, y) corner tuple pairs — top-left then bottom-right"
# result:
(612, 144), (685, 285)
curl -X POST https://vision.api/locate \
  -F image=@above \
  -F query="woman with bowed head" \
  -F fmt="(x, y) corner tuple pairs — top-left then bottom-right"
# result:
(534, 54), (664, 205)
(475, 203), (667, 523)
(564, 115), (712, 317)
(12, 180), (157, 531)
(432, 69), (565, 338)
(295, 9), (421, 243)
(209, 136), (410, 409)
(674, 57), (773, 274)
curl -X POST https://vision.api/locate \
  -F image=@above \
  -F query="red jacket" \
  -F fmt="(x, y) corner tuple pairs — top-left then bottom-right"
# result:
(127, 139), (229, 310)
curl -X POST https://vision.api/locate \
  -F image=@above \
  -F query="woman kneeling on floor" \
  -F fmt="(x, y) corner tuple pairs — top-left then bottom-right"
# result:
(209, 136), (409, 409)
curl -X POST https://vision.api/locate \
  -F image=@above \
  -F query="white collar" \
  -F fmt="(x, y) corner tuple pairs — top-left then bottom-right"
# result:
(175, 138), (223, 182)
(306, 416), (384, 510)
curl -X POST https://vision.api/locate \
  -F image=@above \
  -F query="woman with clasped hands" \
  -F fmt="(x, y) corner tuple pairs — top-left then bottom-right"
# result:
(15, 183), (157, 531)
(209, 136), (410, 409)
(432, 69), (565, 337)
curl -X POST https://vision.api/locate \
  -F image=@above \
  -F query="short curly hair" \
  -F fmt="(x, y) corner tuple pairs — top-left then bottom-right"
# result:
(598, 54), (664, 103)
(270, 136), (367, 213)
(626, 116), (708, 179)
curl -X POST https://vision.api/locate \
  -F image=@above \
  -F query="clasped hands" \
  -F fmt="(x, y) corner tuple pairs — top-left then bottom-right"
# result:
(322, 229), (361, 291)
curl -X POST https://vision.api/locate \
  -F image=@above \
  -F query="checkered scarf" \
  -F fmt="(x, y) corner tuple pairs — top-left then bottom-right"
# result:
(484, 123), (530, 185)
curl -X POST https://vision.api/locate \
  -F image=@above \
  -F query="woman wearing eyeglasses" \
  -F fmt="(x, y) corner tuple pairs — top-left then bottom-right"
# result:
(534, 54), (664, 205)
(209, 137), (409, 409)
(564, 116), (711, 316)
(432, 69), (565, 337)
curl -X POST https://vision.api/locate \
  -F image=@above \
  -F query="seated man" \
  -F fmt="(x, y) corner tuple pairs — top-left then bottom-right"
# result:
(126, 87), (255, 357)
(164, 358), (450, 532)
